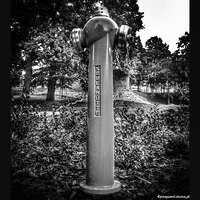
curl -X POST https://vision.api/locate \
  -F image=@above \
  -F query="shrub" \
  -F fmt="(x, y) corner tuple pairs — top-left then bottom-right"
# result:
(114, 104), (190, 169)
(11, 101), (189, 199)
(11, 103), (87, 196)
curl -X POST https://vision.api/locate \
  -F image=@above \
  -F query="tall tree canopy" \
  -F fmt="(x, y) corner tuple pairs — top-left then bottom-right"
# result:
(11, 0), (144, 100)
(171, 32), (190, 103)
(145, 36), (171, 62)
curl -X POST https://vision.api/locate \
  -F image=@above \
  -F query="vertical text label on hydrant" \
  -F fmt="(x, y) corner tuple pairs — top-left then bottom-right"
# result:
(94, 65), (101, 117)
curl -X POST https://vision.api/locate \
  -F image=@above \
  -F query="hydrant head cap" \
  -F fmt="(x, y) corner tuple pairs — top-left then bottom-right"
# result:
(93, 5), (109, 17)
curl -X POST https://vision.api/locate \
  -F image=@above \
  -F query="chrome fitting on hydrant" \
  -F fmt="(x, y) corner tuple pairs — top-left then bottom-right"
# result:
(115, 25), (132, 50)
(70, 28), (84, 52)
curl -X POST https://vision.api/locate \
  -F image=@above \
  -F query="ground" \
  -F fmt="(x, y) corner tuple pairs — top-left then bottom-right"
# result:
(12, 86), (180, 111)
(11, 87), (189, 200)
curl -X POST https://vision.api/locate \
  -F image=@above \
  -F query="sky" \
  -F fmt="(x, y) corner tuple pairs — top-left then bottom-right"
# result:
(137, 0), (190, 53)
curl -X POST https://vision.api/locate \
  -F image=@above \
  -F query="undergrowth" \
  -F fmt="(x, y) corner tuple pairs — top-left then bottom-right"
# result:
(10, 100), (190, 200)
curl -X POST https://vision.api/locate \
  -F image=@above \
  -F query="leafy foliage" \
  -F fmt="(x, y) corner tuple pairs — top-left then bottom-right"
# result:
(130, 33), (190, 105)
(170, 32), (190, 103)
(11, 0), (144, 92)
(145, 36), (171, 61)
(11, 100), (189, 199)
(114, 104), (189, 168)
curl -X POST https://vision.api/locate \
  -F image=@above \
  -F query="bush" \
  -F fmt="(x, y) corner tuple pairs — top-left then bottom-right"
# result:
(11, 103), (87, 198)
(114, 104), (189, 168)
(11, 101), (190, 199)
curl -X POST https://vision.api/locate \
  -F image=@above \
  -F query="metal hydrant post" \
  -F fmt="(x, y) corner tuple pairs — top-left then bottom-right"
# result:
(71, 3), (132, 195)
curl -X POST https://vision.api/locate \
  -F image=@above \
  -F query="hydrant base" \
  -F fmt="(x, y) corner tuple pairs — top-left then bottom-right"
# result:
(80, 180), (121, 195)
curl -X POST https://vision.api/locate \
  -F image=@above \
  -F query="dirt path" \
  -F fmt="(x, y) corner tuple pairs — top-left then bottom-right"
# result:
(120, 90), (180, 111)
(12, 87), (180, 112)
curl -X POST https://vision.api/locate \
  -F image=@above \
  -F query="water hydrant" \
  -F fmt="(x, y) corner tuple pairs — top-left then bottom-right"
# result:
(70, 3), (132, 195)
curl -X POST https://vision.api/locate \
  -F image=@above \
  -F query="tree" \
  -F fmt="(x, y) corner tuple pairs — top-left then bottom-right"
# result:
(131, 59), (147, 92)
(171, 32), (190, 103)
(11, 0), (65, 88)
(11, 0), (144, 99)
(155, 57), (174, 103)
(106, 0), (144, 92)
(172, 32), (190, 84)
(22, 22), (81, 101)
(112, 34), (145, 92)
(144, 36), (171, 93)
(22, 53), (33, 98)
(12, 0), (96, 100)
(145, 36), (171, 61)
(129, 36), (147, 91)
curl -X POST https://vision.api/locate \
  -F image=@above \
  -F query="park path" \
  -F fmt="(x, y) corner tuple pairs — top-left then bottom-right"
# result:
(12, 86), (179, 113)
(120, 90), (180, 112)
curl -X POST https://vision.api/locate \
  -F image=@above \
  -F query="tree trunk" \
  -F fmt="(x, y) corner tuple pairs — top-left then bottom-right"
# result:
(46, 63), (57, 101)
(167, 93), (170, 104)
(167, 82), (170, 104)
(150, 83), (154, 94)
(161, 85), (164, 94)
(23, 55), (32, 97)
(137, 82), (140, 92)
(46, 78), (56, 101)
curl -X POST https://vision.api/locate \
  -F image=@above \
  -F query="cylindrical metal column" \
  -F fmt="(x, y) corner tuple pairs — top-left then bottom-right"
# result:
(80, 32), (121, 195)
(87, 34), (114, 185)
(71, 4), (132, 195)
